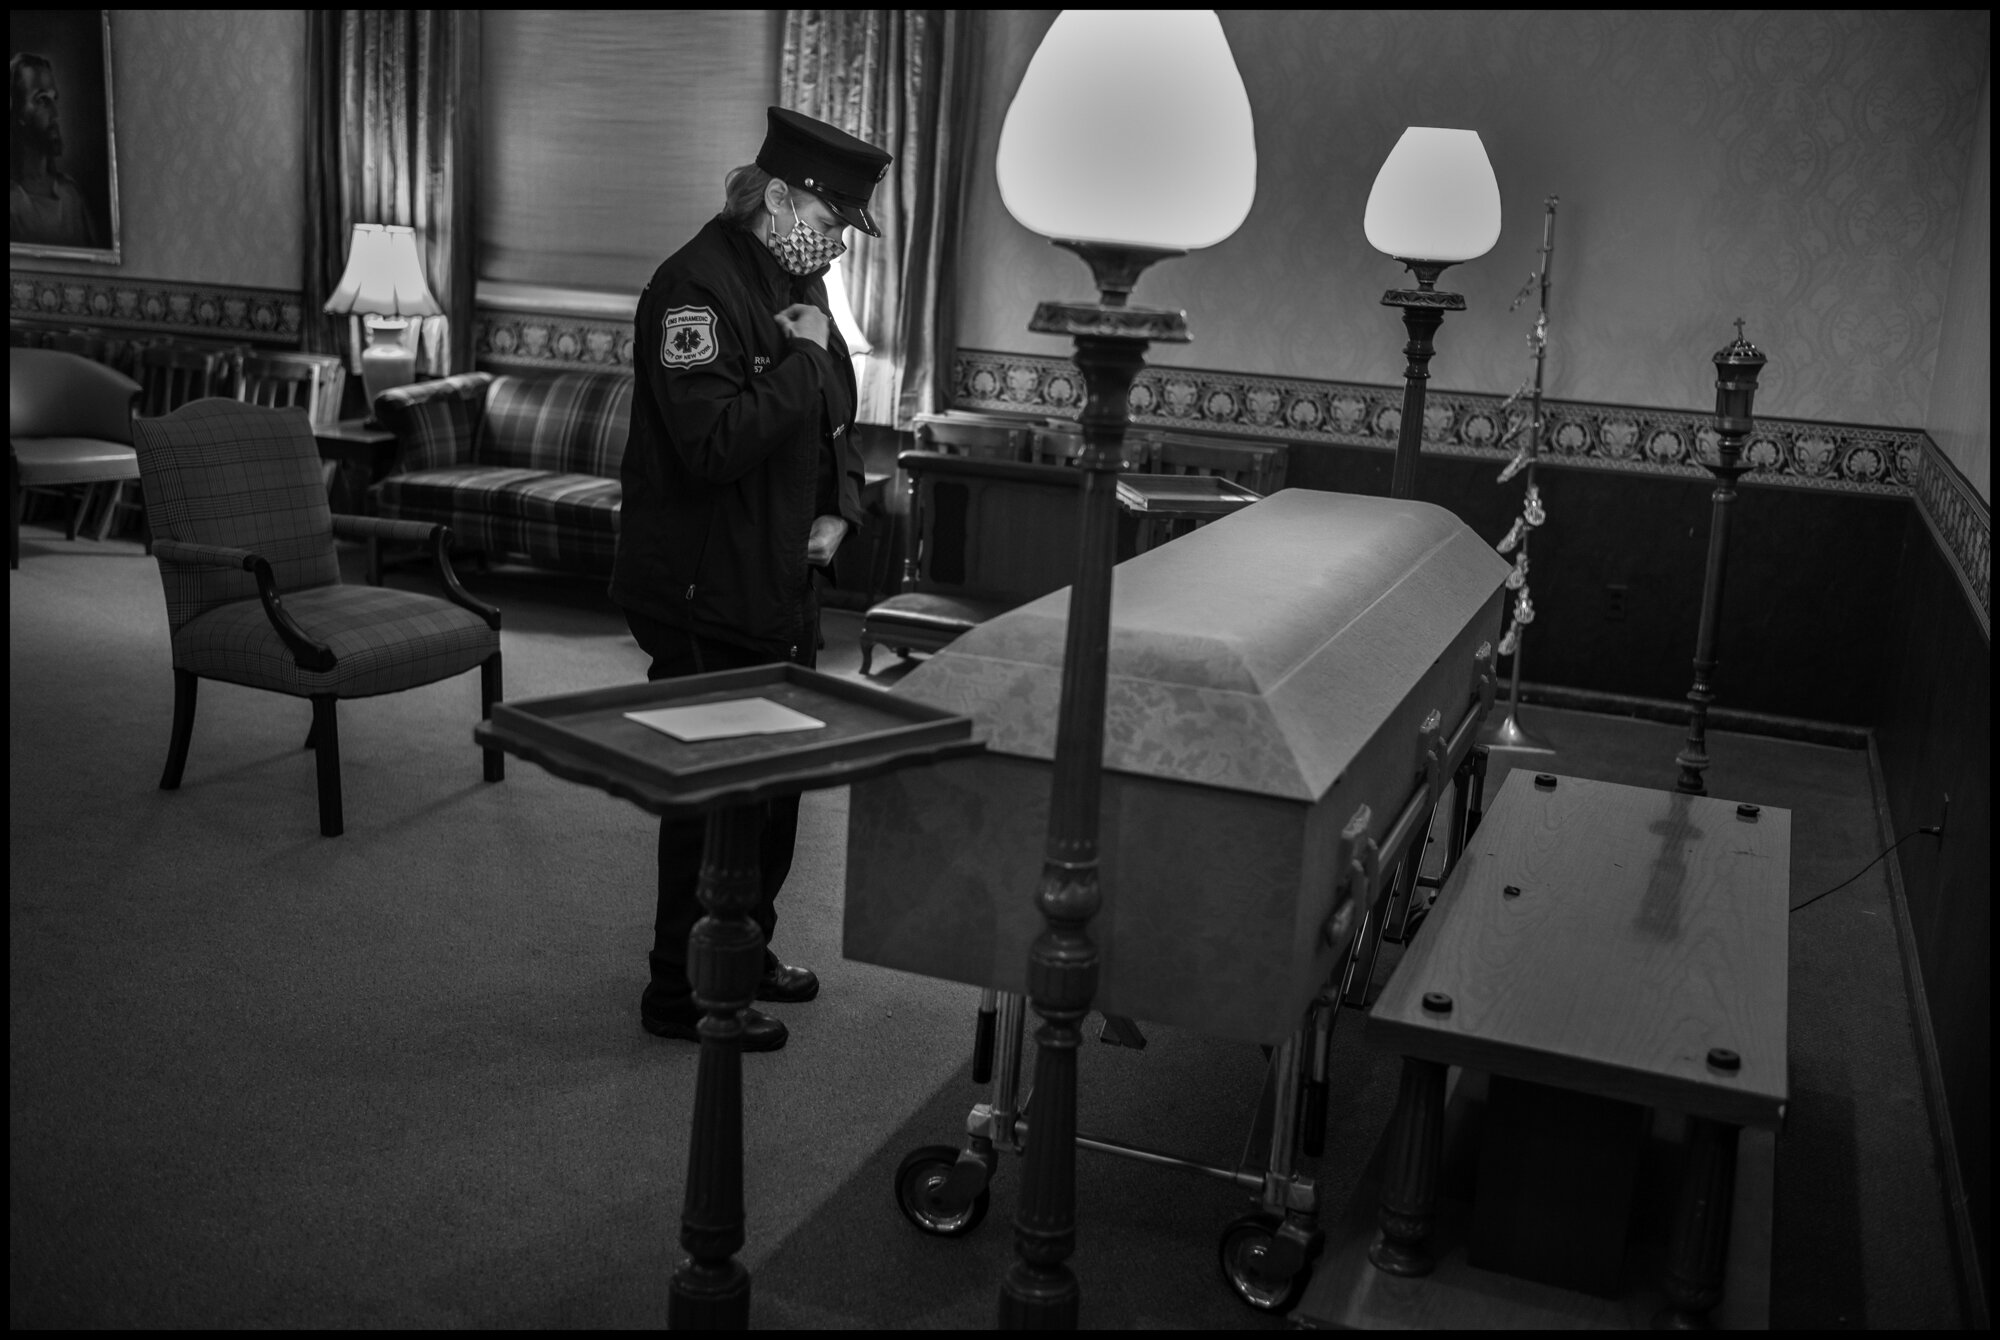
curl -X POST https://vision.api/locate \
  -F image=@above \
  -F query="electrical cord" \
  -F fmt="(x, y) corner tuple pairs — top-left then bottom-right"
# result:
(1789, 827), (1942, 914)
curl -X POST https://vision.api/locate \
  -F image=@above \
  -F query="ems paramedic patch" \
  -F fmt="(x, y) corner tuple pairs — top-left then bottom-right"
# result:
(661, 306), (719, 368)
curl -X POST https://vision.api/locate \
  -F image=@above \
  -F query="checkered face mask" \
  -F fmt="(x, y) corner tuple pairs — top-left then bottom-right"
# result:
(770, 193), (846, 276)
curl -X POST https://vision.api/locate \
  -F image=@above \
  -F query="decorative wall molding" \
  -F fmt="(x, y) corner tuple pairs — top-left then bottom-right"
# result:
(8, 270), (301, 344)
(1912, 438), (1991, 639)
(952, 348), (1924, 499)
(474, 308), (636, 372)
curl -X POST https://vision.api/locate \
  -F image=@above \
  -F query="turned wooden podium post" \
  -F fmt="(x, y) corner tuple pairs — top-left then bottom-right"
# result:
(476, 665), (981, 1330)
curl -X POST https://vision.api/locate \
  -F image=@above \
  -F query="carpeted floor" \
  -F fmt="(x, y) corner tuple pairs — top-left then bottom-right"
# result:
(8, 521), (1963, 1328)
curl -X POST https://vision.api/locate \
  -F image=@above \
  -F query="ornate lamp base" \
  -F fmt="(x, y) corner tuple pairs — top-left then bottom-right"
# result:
(998, 238), (1189, 1330)
(1480, 706), (1555, 755)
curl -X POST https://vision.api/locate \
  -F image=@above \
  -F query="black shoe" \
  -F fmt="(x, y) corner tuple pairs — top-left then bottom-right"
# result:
(642, 1003), (789, 1052)
(756, 958), (820, 1004)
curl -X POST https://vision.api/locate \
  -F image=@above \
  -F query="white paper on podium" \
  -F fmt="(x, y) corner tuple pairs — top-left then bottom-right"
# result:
(624, 696), (827, 743)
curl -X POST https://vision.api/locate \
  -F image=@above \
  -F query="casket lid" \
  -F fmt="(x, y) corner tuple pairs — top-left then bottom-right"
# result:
(897, 489), (1507, 802)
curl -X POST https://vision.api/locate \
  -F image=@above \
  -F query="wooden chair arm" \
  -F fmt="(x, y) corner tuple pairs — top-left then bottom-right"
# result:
(152, 538), (336, 671)
(330, 514), (501, 631)
(246, 555), (339, 673)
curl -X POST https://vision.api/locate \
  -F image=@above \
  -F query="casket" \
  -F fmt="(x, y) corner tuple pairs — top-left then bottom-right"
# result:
(842, 488), (1509, 1044)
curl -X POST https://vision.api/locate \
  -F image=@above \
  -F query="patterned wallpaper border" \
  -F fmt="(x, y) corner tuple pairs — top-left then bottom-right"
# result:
(1913, 441), (1992, 639)
(953, 347), (1989, 639)
(8, 270), (302, 344)
(953, 349), (1923, 499)
(474, 309), (636, 371)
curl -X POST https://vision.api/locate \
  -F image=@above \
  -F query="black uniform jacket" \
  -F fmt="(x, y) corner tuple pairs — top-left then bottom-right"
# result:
(610, 214), (866, 659)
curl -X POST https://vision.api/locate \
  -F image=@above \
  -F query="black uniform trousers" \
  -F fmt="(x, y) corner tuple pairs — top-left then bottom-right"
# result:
(625, 606), (817, 1011)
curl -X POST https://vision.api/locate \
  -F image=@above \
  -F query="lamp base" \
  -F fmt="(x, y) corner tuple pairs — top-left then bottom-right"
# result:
(1480, 707), (1556, 755)
(359, 317), (417, 424)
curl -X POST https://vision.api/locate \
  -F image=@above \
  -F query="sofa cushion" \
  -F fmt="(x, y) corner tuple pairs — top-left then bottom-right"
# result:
(374, 372), (493, 473)
(481, 372), (633, 478)
(372, 465), (621, 573)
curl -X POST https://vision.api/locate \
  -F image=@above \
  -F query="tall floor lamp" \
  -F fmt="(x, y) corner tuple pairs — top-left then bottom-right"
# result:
(1364, 129), (1502, 501)
(990, 10), (1257, 1328)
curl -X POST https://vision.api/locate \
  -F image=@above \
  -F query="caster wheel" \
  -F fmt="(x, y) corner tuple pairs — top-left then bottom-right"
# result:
(1217, 1213), (1312, 1314)
(894, 1144), (990, 1237)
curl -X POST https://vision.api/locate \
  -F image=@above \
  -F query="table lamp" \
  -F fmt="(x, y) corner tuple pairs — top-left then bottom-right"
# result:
(993, 9), (1255, 1327)
(1364, 128), (1502, 499)
(323, 222), (440, 422)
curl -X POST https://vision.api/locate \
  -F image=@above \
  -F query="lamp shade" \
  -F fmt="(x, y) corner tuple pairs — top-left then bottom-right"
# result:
(996, 10), (1256, 250)
(324, 223), (441, 318)
(1364, 128), (1502, 263)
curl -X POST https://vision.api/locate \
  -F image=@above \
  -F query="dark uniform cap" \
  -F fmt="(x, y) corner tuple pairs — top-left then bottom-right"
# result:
(756, 106), (893, 238)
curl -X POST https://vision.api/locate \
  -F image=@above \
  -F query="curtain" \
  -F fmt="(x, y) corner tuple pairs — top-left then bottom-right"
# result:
(304, 10), (479, 378)
(781, 11), (981, 429)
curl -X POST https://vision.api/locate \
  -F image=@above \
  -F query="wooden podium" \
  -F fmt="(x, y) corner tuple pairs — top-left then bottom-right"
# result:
(475, 665), (981, 1329)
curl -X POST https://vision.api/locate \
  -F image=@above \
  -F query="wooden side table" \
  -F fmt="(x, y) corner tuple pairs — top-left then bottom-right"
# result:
(474, 666), (981, 1329)
(1303, 771), (1789, 1329)
(312, 418), (398, 515)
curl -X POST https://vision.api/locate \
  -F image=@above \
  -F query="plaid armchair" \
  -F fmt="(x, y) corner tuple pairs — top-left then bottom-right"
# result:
(371, 370), (632, 578)
(133, 399), (503, 837)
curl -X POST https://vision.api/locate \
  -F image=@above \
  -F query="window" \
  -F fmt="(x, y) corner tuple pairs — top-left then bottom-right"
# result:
(478, 11), (781, 305)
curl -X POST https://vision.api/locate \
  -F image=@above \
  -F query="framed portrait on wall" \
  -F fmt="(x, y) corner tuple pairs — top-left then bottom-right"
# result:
(10, 9), (121, 264)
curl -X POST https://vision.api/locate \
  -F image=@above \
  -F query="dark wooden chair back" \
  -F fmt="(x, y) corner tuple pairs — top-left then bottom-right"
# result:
(236, 351), (345, 428)
(42, 330), (109, 363)
(137, 343), (230, 418)
(1030, 421), (1157, 471)
(911, 411), (1037, 462)
(902, 450), (1083, 604)
(1145, 431), (1289, 495)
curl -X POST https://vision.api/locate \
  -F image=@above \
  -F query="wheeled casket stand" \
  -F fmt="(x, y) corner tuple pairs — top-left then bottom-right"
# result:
(843, 488), (1509, 1312)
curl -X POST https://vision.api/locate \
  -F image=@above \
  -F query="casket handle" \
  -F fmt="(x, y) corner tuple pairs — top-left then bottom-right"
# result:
(1419, 709), (1449, 812)
(1325, 803), (1378, 949)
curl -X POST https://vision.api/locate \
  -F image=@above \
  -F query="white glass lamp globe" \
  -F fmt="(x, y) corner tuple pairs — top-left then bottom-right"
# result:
(996, 10), (1256, 251)
(1363, 127), (1502, 263)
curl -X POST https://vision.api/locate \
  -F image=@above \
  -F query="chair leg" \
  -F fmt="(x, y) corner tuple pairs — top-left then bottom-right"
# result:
(311, 694), (343, 837)
(93, 481), (123, 542)
(481, 651), (504, 782)
(160, 669), (198, 789)
(67, 483), (94, 541)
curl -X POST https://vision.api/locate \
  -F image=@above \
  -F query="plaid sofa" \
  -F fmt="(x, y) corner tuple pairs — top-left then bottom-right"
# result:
(370, 370), (633, 574)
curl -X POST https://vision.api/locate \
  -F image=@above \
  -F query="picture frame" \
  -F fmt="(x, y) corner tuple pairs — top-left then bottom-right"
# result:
(10, 9), (121, 264)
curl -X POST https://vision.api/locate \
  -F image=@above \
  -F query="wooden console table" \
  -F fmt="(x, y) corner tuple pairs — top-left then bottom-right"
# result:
(1300, 771), (1789, 1329)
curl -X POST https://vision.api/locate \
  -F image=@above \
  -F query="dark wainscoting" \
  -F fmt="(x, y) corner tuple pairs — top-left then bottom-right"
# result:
(1878, 501), (1992, 1320)
(1285, 444), (1908, 727)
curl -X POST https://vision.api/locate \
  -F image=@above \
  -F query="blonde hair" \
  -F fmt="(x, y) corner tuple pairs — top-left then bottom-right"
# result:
(722, 163), (774, 223)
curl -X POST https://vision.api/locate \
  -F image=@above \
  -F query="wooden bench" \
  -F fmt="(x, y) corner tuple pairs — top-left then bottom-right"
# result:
(1304, 770), (1789, 1328)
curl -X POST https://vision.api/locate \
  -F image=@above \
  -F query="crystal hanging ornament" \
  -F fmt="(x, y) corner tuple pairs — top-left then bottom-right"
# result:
(1496, 515), (1526, 554)
(1524, 483), (1546, 526)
